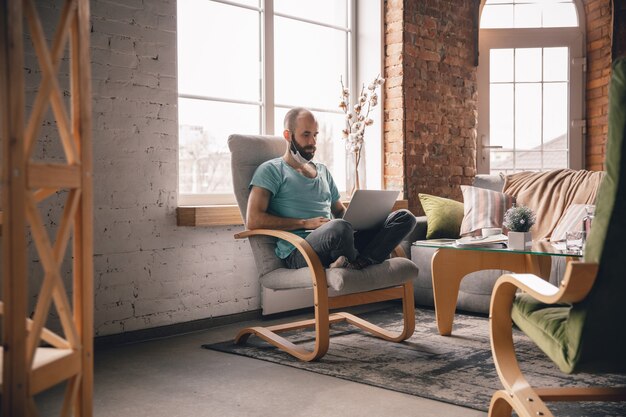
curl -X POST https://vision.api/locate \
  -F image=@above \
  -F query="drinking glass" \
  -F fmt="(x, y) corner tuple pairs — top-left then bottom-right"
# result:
(565, 230), (585, 252)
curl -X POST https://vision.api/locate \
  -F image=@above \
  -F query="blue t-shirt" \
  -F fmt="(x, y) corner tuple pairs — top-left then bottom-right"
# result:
(250, 158), (341, 259)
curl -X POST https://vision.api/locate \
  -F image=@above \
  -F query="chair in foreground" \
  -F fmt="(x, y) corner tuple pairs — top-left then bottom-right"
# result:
(228, 134), (418, 362)
(488, 58), (626, 417)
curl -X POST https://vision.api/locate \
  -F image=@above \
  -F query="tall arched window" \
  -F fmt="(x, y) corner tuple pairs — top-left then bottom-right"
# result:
(477, 0), (585, 174)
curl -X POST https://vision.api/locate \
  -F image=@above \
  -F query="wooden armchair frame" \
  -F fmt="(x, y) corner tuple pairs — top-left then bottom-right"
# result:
(234, 229), (415, 362)
(489, 261), (626, 417)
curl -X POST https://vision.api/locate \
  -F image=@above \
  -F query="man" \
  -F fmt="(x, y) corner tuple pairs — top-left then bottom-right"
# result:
(247, 107), (415, 269)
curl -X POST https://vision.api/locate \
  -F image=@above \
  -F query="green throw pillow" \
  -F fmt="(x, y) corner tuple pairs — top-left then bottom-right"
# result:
(419, 193), (464, 239)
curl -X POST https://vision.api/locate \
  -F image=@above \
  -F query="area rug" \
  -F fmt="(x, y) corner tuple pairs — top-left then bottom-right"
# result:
(203, 307), (626, 416)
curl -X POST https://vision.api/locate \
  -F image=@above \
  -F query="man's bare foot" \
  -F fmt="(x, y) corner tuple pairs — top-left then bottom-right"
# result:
(329, 255), (349, 268)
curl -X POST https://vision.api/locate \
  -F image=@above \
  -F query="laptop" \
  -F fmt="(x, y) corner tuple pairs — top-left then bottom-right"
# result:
(343, 190), (400, 230)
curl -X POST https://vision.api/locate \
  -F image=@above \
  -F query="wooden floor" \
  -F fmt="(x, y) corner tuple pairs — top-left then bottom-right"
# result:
(36, 312), (486, 417)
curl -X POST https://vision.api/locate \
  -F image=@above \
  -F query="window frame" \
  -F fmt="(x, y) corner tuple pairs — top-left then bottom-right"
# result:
(177, 0), (384, 206)
(476, 0), (586, 174)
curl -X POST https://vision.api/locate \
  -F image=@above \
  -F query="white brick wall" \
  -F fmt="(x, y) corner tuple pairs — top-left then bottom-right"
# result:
(22, 0), (261, 337)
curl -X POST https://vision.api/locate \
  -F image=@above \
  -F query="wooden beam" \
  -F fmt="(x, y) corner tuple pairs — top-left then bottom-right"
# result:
(72, 0), (95, 414)
(27, 163), (81, 190)
(1, 0), (29, 414)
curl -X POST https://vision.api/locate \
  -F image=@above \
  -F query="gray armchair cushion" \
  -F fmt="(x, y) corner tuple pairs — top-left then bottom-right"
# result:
(228, 134), (285, 221)
(260, 257), (417, 294)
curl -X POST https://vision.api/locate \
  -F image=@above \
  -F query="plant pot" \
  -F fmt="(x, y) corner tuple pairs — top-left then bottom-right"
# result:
(508, 231), (532, 250)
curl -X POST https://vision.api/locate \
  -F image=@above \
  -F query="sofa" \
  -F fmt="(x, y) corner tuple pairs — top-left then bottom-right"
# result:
(402, 171), (603, 314)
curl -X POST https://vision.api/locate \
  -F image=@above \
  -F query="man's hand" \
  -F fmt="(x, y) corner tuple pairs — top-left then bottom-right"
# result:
(303, 217), (330, 230)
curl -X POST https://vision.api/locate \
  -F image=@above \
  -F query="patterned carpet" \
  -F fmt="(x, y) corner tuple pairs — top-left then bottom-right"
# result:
(204, 307), (626, 416)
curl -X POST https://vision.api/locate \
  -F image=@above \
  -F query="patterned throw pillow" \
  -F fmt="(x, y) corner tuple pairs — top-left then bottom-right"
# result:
(551, 204), (593, 241)
(419, 193), (464, 239)
(460, 185), (515, 236)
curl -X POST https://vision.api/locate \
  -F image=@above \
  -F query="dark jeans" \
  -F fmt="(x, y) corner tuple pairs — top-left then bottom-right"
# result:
(284, 209), (416, 269)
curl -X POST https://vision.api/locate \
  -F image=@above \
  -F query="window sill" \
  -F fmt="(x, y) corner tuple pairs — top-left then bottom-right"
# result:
(176, 200), (409, 227)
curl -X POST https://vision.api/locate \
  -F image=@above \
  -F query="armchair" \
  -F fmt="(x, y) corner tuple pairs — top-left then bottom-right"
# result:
(487, 59), (626, 416)
(228, 134), (418, 362)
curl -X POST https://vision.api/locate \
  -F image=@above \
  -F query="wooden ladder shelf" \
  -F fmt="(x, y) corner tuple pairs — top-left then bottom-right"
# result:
(1, 0), (94, 415)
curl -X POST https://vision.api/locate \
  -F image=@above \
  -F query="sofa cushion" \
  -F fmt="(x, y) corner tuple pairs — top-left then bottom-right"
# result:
(551, 204), (592, 241)
(460, 185), (515, 236)
(473, 173), (505, 192)
(419, 193), (464, 239)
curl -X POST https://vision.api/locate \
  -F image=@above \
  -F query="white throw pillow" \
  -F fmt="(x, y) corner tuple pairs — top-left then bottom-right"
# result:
(551, 204), (592, 241)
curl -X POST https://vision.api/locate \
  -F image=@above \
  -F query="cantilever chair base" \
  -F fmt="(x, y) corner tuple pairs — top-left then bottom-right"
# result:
(235, 283), (415, 362)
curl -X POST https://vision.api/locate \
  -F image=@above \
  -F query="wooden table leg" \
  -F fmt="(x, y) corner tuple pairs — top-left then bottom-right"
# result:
(431, 248), (551, 336)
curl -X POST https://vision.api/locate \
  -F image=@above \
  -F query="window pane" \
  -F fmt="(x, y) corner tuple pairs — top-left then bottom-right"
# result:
(543, 150), (568, 169)
(274, 0), (348, 27)
(274, 108), (347, 191)
(490, 49), (514, 82)
(482, 1), (578, 28)
(490, 84), (514, 148)
(543, 82), (568, 147)
(515, 48), (542, 82)
(178, 99), (260, 194)
(274, 17), (347, 110)
(490, 151), (515, 173)
(515, 151), (542, 170)
(480, 5), (514, 28)
(177, 1), (260, 101)
(543, 47), (568, 82)
(543, 3), (578, 28)
(514, 4), (541, 28)
(515, 83), (542, 150)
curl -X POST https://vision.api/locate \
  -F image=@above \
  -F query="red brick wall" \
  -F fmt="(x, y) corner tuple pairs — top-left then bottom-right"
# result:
(384, 0), (477, 215)
(584, 0), (613, 171)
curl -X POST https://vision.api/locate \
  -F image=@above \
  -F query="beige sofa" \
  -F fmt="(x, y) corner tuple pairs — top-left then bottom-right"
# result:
(402, 172), (602, 314)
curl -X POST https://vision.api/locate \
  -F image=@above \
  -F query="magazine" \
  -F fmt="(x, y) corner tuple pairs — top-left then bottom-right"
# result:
(455, 234), (508, 248)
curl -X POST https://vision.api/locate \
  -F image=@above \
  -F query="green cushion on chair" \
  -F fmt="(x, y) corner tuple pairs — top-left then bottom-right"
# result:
(512, 58), (626, 374)
(512, 294), (583, 374)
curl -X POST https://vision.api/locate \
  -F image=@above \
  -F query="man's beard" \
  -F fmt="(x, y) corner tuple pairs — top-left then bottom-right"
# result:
(291, 135), (315, 161)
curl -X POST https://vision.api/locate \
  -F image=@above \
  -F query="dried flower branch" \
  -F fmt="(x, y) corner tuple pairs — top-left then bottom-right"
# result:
(339, 74), (384, 155)
(339, 75), (384, 194)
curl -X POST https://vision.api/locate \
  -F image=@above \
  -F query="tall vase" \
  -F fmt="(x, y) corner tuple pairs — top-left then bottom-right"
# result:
(346, 147), (365, 198)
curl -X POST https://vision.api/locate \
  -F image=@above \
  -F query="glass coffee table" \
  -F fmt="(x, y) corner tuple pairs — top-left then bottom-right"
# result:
(412, 239), (583, 336)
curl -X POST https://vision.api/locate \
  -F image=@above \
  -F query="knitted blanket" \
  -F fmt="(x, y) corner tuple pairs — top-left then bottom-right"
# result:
(503, 169), (605, 240)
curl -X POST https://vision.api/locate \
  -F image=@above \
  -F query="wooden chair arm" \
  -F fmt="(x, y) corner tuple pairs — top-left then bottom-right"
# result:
(391, 245), (406, 258)
(494, 261), (599, 306)
(234, 229), (327, 292)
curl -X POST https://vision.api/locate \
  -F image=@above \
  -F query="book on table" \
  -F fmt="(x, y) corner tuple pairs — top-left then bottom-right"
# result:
(454, 234), (508, 248)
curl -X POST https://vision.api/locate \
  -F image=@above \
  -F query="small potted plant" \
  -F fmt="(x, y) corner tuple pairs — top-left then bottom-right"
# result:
(503, 205), (536, 250)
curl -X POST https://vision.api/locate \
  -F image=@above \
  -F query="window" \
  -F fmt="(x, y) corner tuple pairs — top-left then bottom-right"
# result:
(177, 0), (382, 205)
(477, 0), (585, 174)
